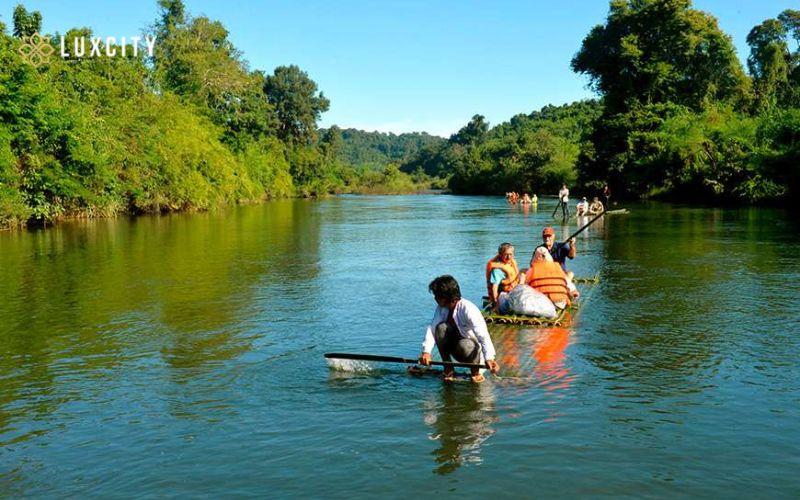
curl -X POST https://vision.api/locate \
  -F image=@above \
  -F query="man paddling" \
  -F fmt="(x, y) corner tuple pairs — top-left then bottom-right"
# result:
(419, 275), (500, 383)
(534, 226), (576, 272)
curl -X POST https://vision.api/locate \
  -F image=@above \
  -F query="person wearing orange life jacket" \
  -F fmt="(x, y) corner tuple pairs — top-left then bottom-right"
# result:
(525, 246), (572, 310)
(486, 242), (520, 312)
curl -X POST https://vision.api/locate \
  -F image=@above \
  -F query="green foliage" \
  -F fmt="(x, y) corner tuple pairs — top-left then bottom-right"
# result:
(264, 65), (330, 144)
(450, 114), (489, 146)
(326, 128), (445, 169)
(747, 10), (800, 111)
(348, 164), (428, 194)
(757, 107), (800, 199)
(5, 0), (800, 229)
(572, 0), (750, 114)
(571, 0), (800, 203)
(1, 2), (442, 228)
(402, 100), (602, 195)
(12, 4), (41, 38)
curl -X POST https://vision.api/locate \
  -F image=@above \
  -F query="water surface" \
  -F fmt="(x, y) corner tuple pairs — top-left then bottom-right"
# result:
(1, 196), (799, 497)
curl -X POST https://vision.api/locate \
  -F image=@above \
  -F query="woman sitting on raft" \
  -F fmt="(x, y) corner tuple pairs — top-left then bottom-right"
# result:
(525, 247), (578, 309)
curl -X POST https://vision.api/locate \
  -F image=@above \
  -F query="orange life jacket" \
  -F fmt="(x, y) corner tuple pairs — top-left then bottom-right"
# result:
(525, 262), (570, 307)
(485, 256), (520, 295)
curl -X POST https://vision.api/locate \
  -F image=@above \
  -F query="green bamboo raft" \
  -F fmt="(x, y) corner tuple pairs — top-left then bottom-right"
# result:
(482, 274), (599, 327)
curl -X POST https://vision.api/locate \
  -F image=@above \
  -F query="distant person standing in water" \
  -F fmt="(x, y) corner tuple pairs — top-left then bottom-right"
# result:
(558, 184), (570, 217)
(589, 197), (604, 215)
(576, 197), (589, 216)
(419, 275), (500, 383)
(602, 183), (611, 207)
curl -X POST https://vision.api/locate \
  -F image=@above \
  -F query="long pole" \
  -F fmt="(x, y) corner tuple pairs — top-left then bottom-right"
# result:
(324, 352), (485, 369)
(551, 199), (562, 218)
(562, 208), (608, 243)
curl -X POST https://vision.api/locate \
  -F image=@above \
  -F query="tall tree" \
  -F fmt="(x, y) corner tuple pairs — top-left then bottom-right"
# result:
(571, 0), (749, 114)
(450, 114), (489, 146)
(12, 4), (41, 38)
(263, 65), (330, 144)
(747, 10), (800, 110)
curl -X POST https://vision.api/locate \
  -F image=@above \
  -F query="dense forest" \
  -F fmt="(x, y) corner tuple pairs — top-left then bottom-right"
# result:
(402, 0), (799, 202)
(322, 127), (444, 170)
(0, 1), (432, 229)
(399, 101), (603, 196)
(2, 0), (799, 229)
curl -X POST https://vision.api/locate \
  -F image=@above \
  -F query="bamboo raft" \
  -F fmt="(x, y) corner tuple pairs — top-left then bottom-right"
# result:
(576, 208), (629, 218)
(482, 274), (599, 327)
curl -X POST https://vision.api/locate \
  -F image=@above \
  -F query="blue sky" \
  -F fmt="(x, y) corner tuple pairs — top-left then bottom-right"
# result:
(5, 1), (795, 136)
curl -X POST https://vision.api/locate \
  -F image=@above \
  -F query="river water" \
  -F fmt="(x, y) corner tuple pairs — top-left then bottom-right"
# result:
(1, 195), (799, 497)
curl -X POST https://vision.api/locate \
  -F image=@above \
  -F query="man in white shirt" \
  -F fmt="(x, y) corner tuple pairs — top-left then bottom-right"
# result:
(558, 184), (570, 217)
(419, 275), (500, 383)
(576, 197), (589, 216)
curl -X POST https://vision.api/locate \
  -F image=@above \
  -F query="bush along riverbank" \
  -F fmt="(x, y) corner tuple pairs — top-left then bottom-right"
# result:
(0, 2), (439, 230)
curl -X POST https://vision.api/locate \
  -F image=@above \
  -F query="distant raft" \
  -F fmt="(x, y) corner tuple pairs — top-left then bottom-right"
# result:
(579, 208), (629, 217)
(482, 274), (599, 326)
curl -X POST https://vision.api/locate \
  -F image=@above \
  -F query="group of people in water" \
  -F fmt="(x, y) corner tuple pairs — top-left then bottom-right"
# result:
(558, 184), (610, 217)
(418, 224), (580, 384)
(505, 192), (537, 205)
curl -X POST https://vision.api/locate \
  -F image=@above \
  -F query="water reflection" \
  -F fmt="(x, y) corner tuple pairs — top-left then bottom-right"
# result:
(0, 200), (323, 440)
(532, 327), (574, 393)
(492, 325), (575, 392)
(423, 383), (498, 475)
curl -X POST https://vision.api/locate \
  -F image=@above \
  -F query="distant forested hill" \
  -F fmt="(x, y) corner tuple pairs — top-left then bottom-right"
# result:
(320, 127), (445, 169)
(399, 100), (603, 195)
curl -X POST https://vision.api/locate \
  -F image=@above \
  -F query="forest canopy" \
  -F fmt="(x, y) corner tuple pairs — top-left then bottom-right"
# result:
(2, 0), (799, 229)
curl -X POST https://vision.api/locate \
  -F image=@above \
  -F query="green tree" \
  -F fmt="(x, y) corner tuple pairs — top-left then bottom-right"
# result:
(264, 65), (330, 144)
(12, 4), (41, 38)
(450, 114), (488, 145)
(571, 0), (752, 197)
(747, 10), (800, 110)
(572, 0), (749, 114)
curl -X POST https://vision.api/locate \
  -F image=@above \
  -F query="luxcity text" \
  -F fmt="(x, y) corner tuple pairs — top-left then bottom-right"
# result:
(59, 35), (157, 58)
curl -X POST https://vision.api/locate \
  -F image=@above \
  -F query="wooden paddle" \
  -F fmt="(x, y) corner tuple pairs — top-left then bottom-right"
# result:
(324, 352), (486, 369)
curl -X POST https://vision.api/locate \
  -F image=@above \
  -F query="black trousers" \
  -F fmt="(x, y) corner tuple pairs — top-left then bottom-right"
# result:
(433, 322), (480, 364)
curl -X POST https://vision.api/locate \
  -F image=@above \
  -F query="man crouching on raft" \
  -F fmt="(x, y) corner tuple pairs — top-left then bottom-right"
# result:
(419, 275), (500, 383)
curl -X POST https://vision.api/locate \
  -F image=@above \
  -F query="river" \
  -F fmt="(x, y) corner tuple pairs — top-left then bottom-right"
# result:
(1, 195), (799, 497)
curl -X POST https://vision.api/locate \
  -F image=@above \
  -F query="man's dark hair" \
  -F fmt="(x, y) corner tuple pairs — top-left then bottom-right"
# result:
(428, 275), (461, 302)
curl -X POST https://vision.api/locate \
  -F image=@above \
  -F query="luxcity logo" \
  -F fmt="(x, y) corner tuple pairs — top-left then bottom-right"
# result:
(18, 32), (157, 67)
(18, 32), (54, 67)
